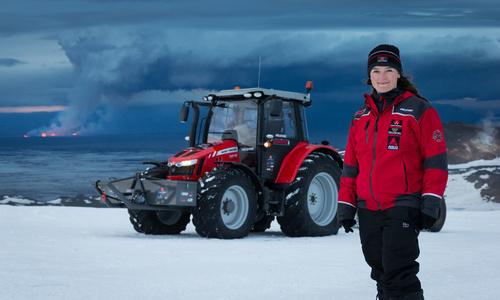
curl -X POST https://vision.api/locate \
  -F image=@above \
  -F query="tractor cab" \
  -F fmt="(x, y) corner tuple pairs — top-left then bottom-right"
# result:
(179, 86), (313, 184)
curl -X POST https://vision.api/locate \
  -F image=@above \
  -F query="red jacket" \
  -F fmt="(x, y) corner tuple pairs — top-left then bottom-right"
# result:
(338, 91), (448, 220)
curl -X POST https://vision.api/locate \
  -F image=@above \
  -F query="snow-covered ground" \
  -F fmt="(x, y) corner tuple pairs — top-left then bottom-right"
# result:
(1, 158), (499, 300)
(1, 206), (499, 299)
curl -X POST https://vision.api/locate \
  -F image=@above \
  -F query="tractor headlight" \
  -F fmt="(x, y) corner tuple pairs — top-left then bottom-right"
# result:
(175, 159), (198, 167)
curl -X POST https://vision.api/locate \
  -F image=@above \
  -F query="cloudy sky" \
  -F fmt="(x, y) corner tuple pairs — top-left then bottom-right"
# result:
(0, 0), (499, 144)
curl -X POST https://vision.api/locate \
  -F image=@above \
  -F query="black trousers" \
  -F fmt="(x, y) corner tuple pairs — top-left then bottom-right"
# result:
(358, 207), (423, 299)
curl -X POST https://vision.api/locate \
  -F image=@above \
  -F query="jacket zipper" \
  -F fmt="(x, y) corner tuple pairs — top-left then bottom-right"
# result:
(364, 121), (370, 145)
(369, 115), (382, 210)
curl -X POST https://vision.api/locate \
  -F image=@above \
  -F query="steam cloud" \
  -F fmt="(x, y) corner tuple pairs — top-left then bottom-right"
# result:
(476, 112), (499, 149)
(26, 28), (220, 136)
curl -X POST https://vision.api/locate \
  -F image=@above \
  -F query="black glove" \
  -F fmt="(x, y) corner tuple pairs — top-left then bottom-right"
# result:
(420, 194), (441, 230)
(340, 219), (356, 233)
(419, 213), (437, 230)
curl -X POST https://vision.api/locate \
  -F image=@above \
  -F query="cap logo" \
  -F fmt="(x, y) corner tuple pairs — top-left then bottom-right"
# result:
(377, 56), (388, 63)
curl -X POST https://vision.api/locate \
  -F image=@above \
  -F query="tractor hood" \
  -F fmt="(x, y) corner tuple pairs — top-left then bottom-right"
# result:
(167, 140), (239, 180)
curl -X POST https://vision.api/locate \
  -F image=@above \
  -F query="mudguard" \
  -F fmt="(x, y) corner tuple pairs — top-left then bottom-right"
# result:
(275, 142), (341, 184)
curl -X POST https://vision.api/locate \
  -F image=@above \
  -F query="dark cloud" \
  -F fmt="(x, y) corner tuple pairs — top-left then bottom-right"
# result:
(0, 0), (499, 137)
(0, 58), (24, 67)
(1, 0), (499, 36)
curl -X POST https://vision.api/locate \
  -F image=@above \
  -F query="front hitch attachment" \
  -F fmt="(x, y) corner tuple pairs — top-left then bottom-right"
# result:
(92, 173), (198, 210)
(125, 189), (145, 204)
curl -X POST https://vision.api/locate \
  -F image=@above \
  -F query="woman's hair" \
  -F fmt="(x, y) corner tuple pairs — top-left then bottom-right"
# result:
(397, 75), (428, 101)
(366, 74), (428, 101)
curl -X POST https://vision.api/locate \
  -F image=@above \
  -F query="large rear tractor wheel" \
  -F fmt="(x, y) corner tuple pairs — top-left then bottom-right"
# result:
(128, 209), (191, 235)
(192, 167), (257, 239)
(277, 152), (341, 237)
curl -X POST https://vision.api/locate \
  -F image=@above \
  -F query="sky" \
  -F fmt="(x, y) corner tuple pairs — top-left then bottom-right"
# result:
(0, 0), (499, 144)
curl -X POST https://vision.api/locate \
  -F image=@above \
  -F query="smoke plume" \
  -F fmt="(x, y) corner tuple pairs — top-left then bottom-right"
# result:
(26, 27), (216, 136)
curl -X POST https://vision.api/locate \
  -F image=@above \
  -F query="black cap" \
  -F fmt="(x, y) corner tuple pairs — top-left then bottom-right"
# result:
(367, 44), (402, 77)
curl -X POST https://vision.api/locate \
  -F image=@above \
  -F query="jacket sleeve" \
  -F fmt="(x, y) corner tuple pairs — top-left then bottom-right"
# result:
(418, 107), (448, 199)
(338, 120), (359, 221)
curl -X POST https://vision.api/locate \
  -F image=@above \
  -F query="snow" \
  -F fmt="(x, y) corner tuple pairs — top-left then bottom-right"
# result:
(0, 196), (37, 205)
(445, 158), (500, 211)
(47, 199), (62, 205)
(0, 207), (498, 299)
(448, 157), (500, 170)
(1, 158), (500, 300)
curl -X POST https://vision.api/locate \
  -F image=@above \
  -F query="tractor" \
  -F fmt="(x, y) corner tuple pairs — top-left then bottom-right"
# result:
(93, 82), (343, 239)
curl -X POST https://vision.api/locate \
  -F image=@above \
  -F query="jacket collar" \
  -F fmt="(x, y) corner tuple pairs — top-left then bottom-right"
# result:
(364, 89), (414, 115)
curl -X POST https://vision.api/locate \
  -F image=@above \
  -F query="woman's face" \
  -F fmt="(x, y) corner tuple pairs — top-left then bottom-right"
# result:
(370, 66), (400, 93)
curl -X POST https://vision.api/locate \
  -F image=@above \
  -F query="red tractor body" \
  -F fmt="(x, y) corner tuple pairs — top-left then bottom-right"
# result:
(93, 85), (343, 239)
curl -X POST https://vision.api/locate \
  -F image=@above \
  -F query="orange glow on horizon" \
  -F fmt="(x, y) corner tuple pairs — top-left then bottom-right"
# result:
(0, 105), (69, 113)
(23, 132), (82, 138)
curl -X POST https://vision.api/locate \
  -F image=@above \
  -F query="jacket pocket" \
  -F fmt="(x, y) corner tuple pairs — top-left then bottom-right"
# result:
(402, 157), (409, 193)
(364, 120), (370, 145)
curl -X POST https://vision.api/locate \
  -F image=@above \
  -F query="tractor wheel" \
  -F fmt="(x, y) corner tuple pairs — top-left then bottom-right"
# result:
(192, 167), (257, 239)
(252, 214), (275, 232)
(128, 209), (191, 235)
(277, 152), (341, 237)
(426, 197), (447, 232)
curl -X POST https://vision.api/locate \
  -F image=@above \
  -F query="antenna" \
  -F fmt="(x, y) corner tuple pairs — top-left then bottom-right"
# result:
(258, 56), (261, 87)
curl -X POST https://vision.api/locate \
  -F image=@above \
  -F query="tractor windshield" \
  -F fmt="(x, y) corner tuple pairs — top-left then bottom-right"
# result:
(207, 100), (258, 147)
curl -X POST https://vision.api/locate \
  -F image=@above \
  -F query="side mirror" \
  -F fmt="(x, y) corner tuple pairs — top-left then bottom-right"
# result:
(180, 106), (189, 123)
(269, 99), (283, 117)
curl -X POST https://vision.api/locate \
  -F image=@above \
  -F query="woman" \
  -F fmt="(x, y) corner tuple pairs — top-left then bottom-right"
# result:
(338, 44), (448, 300)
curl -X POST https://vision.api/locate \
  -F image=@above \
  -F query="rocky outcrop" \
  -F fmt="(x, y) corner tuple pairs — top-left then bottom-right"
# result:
(444, 121), (500, 203)
(444, 121), (500, 164)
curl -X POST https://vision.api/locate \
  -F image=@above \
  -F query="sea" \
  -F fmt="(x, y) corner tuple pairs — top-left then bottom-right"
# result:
(0, 132), (346, 202)
(0, 135), (183, 201)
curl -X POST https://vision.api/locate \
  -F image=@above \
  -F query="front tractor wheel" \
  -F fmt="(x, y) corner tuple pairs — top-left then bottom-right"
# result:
(128, 209), (191, 235)
(277, 152), (341, 237)
(192, 167), (257, 239)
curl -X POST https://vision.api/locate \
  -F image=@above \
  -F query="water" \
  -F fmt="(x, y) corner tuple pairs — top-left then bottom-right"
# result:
(0, 135), (184, 201)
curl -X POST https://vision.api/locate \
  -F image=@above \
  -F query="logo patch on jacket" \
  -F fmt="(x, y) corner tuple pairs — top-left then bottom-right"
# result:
(388, 127), (402, 135)
(391, 119), (403, 127)
(433, 129), (444, 142)
(387, 136), (400, 150)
